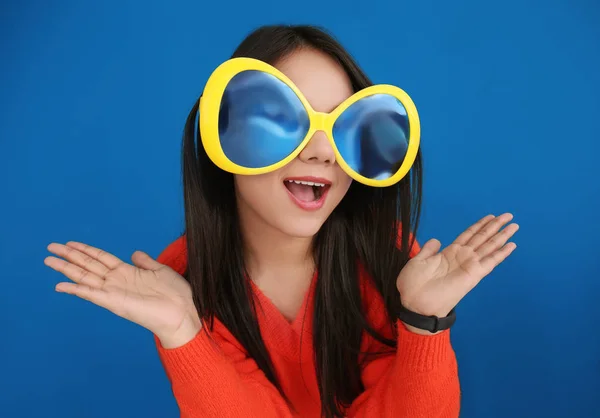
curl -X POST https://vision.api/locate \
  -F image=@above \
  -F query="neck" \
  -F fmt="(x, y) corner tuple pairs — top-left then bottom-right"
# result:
(238, 205), (314, 285)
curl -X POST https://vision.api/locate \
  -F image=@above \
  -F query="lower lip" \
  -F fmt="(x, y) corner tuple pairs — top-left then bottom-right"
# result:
(284, 184), (330, 211)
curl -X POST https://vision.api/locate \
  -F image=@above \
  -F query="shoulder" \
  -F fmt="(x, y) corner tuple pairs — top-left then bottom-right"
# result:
(156, 234), (188, 276)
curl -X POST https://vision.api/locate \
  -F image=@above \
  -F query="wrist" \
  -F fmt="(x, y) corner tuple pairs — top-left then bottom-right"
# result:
(400, 299), (450, 319)
(158, 314), (203, 349)
(397, 298), (456, 335)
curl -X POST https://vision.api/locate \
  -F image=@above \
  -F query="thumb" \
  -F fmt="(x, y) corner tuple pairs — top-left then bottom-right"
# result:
(131, 251), (163, 271)
(412, 238), (442, 260)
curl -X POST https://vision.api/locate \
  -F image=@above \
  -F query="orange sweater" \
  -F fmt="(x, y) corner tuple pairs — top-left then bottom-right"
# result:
(155, 237), (460, 417)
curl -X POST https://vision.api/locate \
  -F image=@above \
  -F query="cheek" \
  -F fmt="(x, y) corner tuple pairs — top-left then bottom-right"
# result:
(331, 171), (353, 202)
(235, 175), (262, 200)
(234, 173), (279, 209)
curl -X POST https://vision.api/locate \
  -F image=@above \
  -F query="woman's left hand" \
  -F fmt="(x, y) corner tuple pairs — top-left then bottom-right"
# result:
(396, 213), (519, 334)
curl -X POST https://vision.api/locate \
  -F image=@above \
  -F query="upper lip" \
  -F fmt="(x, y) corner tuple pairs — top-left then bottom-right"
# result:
(283, 176), (332, 185)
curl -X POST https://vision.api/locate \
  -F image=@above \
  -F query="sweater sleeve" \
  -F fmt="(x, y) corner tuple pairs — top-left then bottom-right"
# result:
(155, 329), (293, 418)
(345, 239), (461, 418)
(345, 322), (460, 417)
(347, 253), (460, 418)
(154, 236), (292, 418)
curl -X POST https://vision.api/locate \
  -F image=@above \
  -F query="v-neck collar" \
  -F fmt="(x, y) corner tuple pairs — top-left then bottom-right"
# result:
(248, 272), (317, 362)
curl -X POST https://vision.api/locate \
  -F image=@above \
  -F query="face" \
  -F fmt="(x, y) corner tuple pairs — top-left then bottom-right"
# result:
(234, 48), (354, 238)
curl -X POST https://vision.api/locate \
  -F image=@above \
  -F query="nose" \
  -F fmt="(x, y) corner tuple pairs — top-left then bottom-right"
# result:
(298, 130), (336, 165)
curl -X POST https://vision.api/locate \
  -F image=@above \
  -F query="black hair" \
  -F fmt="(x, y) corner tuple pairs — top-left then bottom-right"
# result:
(180, 24), (422, 418)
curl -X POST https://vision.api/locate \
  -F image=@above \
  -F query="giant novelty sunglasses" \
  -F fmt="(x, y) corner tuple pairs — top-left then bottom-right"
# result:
(199, 57), (420, 187)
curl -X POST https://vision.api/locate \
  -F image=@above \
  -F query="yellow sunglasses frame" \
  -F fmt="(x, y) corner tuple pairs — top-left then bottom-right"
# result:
(199, 57), (420, 187)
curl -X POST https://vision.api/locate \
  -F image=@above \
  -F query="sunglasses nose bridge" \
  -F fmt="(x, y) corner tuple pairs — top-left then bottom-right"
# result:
(312, 112), (329, 132)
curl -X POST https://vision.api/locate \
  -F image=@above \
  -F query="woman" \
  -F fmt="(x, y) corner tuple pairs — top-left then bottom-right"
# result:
(45, 24), (518, 417)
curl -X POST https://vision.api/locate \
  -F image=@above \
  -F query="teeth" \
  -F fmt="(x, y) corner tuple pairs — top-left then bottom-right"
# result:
(286, 179), (326, 187)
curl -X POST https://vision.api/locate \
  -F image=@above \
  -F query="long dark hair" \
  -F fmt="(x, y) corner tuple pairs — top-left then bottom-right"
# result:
(181, 24), (422, 418)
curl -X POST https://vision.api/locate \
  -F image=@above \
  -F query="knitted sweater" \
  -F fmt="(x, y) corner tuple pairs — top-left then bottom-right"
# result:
(154, 236), (460, 417)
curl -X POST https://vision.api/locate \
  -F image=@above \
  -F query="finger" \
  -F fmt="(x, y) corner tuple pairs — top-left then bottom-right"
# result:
(453, 214), (496, 245)
(466, 213), (514, 250)
(131, 251), (163, 271)
(55, 282), (112, 309)
(65, 241), (124, 270)
(47, 243), (110, 279)
(475, 223), (519, 258)
(44, 256), (105, 289)
(412, 238), (442, 260)
(479, 242), (517, 274)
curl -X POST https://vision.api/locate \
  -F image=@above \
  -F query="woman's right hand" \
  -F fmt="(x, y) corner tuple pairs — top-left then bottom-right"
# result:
(44, 241), (202, 348)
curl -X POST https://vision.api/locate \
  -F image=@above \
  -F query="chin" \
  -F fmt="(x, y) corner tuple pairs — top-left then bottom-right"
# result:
(274, 216), (327, 239)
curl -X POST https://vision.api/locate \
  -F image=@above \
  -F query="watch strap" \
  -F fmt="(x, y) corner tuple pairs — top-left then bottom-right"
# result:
(397, 304), (457, 333)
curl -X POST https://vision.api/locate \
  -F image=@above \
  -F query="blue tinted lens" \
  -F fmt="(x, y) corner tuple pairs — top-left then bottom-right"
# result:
(218, 71), (310, 168)
(332, 94), (410, 180)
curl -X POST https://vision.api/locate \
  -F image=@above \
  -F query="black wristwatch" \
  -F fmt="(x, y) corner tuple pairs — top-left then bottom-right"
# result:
(397, 304), (457, 333)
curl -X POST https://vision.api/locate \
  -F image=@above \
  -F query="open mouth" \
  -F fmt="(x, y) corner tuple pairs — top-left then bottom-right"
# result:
(284, 179), (330, 202)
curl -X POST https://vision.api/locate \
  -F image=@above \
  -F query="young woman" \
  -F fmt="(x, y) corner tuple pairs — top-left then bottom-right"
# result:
(44, 25), (518, 418)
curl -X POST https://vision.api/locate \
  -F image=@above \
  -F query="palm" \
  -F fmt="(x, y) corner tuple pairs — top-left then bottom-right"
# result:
(397, 213), (519, 318)
(98, 264), (190, 335)
(437, 244), (487, 281)
(44, 241), (196, 341)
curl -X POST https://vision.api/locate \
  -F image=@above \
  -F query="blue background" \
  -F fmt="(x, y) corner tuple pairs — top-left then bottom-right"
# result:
(1, 1), (598, 417)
